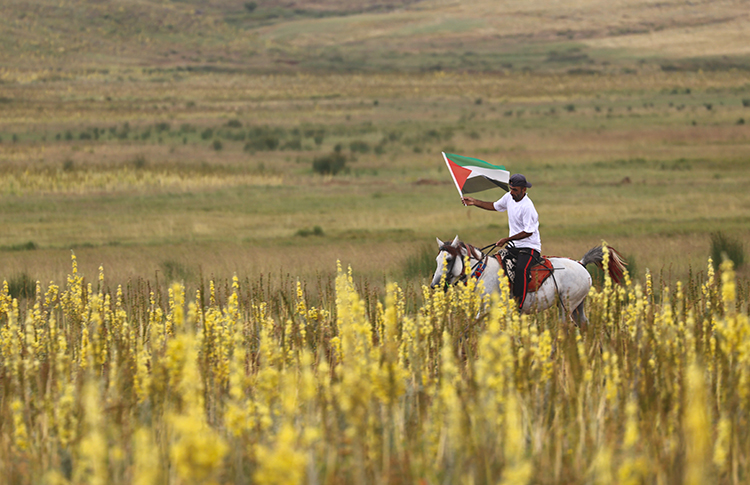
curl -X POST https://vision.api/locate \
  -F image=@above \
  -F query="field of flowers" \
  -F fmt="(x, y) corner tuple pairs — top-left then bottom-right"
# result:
(1, 248), (748, 484)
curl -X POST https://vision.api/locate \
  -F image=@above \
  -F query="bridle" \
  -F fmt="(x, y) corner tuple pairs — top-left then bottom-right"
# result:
(438, 242), (497, 288)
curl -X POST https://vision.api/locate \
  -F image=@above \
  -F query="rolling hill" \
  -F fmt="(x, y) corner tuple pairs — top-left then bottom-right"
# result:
(2, 0), (749, 76)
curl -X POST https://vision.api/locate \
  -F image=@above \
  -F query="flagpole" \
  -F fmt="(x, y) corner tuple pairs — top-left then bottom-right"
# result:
(442, 152), (466, 205)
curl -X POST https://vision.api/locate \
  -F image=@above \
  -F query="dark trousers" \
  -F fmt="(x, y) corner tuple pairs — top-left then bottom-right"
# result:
(514, 249), (539, 311)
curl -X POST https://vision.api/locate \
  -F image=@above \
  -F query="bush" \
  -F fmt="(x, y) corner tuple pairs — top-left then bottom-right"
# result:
(296, 226), (324, 237)
(7, 272), (36, 300)
(312, 151), (347, 175)
(282, 138), (302, 150)
(711, 232), (745, 269)
(9, 241), (37, 251)
(160, 260), (193, 283)
(402, 245), (437, 281)
(212, 139), (223, 151)
(244, 135), (280, 151)
(349, 140), (370, 153)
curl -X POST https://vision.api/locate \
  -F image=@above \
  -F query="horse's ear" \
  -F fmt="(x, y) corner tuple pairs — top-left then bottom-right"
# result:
(436, 237), (444, 248)
(451, 235), (460, 247)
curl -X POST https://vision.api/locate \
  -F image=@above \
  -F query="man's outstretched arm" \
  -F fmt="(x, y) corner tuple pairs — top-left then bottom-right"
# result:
(461, 196), (496, 211)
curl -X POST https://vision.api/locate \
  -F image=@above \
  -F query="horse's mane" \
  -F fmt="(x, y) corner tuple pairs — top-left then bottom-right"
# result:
(440, 241), (484, 260)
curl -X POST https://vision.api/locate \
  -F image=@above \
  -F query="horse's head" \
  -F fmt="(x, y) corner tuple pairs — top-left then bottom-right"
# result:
(430, 235), (466, 290)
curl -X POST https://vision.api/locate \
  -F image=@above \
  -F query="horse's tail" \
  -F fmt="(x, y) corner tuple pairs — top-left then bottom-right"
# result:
(580, 245), (628, 285)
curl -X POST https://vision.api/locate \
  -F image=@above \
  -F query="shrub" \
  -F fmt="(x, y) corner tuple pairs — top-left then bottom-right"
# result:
(296, 226), (324, 237)
(349, 140), (370, 153)
(244, 135), (280, 152)
(312, 151), (347, 175)
(132, 155), (147, 169)
(9, 241), (37, 251)
(201, 128), (214, 140)
(401, 245), (436, 281)
(282, 138), (302, 150)
(212, 139), (223, 151)
(7, 272), (36, 300)
(711, 232), (745, 269)
(160, 260), (193, 283)
(743, 99), (750, 107)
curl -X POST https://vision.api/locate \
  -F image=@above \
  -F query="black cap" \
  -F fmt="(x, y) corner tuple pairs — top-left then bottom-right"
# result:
(509, 174), (532, 188)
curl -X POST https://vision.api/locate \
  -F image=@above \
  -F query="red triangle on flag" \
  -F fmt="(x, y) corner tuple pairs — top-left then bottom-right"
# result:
(446, 157), (472, 190)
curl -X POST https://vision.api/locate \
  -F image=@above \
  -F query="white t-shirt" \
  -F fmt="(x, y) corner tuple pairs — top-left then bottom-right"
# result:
(493, 192), (542, 252)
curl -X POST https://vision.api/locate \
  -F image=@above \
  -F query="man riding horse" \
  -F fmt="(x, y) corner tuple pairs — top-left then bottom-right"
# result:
(461, 174), (540, 312)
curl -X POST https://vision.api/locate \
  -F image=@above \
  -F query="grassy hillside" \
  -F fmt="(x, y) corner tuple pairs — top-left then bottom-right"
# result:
(2, 0), (749, 75)
(1, 0), (749, 292)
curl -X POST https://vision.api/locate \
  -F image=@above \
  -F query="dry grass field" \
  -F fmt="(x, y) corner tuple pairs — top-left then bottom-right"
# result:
(1, 69), (749, 290)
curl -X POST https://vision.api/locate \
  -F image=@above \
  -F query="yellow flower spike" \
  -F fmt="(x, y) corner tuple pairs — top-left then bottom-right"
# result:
(133, 428), (161, 485)
(170, 409), (229, 484)
(134, 342), (151, 405)
(713, 414), (731, 472)
(11, 399), (29, 451)
(254, 422), (307, 485)
(538, 329), (554, 383)
(295, 280), (307, 317)
(168, 282), (186, 333)
(702, 258), (716, 312)
(74, 383), (108, 485)
(436, 331), (462, 465)
(226, 322), (250, 437)
(720, 258), (736, 315)
(500, 392), (532, 485)
(588, 445), (614, 485)
(684, 363), (711, 485)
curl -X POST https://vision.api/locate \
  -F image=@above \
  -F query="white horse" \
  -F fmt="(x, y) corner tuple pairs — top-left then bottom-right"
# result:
(431, 236), (627, 326)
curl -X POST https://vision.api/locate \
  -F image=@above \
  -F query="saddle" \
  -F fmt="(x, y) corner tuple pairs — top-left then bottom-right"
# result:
(496, 247), (555, 293)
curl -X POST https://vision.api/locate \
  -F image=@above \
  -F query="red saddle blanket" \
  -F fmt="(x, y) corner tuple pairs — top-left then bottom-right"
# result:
(495, 254), (555, 293)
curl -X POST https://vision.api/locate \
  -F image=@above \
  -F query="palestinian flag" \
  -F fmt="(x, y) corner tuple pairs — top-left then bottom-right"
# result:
(442, 152), (510, 196)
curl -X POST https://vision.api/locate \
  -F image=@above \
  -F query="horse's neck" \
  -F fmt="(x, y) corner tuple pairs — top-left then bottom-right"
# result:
(463, 244), (483, 261)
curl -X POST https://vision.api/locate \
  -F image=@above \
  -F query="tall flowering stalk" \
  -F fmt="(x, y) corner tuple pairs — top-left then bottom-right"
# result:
(0, 253), (749, 483)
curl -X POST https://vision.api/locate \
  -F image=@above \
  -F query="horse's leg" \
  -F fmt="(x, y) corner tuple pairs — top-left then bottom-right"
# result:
(572, 300), (588, 334)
